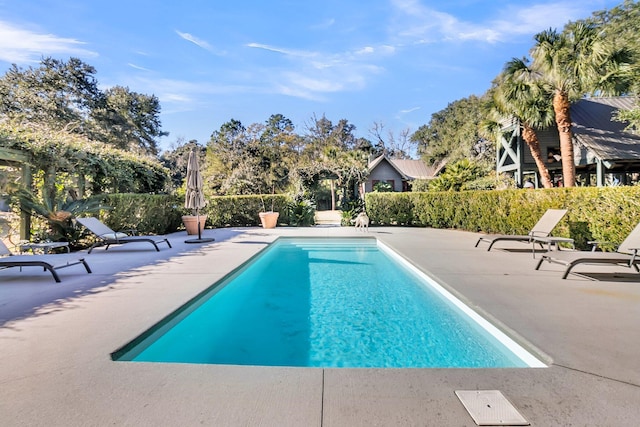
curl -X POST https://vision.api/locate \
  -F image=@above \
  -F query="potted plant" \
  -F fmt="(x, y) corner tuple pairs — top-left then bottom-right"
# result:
(258, 191), (279, 229)
(182, 214), (207, 235)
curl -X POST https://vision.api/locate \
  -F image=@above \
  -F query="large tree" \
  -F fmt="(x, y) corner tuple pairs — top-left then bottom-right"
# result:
(299, 115), (369, 208)
(411, 95), (492, 168)
(89, 86), (166, 155)
(206, 119), (260, 195)
(0, 57), (100, 130)
(590, 0), (640, 131)
(205, 115), (303, 195)
(493, 58), (555, 188)
(159, 138), (205, 190)
(258, 114), (299, 192)
(531, 22), (634, 186)
(0, 57), (165, 157)
(369, 122), (416, 159)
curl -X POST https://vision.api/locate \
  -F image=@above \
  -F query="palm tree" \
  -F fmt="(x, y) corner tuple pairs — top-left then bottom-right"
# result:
(530, 22), (632, 187)
(493, 58), (555, 188)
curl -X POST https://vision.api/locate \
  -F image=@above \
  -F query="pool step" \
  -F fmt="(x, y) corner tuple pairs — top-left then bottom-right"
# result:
(314, 210), (342, 226)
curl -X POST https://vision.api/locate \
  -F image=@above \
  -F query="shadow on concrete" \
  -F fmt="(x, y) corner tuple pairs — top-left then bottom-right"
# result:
(0, 228), (243, 327)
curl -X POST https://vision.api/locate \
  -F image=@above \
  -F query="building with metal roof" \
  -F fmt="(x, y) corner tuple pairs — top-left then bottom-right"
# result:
(497, 96), (640, 187)
(365, 155), (441, 192)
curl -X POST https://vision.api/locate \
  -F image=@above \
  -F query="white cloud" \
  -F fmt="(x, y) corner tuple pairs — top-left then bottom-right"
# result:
(0, 20), (96, 64)
(115, 76), (258, 113)
(355, 45), (397, 56)
(491, 3), (594, 37)
(245, 41), (389, 100)
(127, 63), (151, 72)
(399, 106), (420, 114)
(390, 0), (503, 43)
(287, 73), (350, 93)
(356, 46), (375, 55)
(310, 18), (336, 30)
(389, 0), (450, 42)
(389, 0), (602, 45)
(176, 30), (226, 55)
(176, 31), (211, 50)
(246, 43), (316, 58)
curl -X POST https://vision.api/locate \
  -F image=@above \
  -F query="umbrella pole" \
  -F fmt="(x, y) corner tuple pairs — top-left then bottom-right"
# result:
(196, 209), (202, 240)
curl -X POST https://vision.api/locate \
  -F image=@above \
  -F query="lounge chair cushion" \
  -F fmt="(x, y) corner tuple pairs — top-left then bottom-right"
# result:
(100, 232), (129, 240)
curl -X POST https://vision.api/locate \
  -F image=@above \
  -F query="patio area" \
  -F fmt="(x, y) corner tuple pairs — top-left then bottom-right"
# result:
(1, 226), (639, 426)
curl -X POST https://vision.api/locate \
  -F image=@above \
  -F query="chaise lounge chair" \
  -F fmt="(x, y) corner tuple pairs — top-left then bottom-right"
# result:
(475, 209), (568, 252)
(0, 240), (91, 283)
(536, 221), (640, 279)
(76, 217), (172, 254)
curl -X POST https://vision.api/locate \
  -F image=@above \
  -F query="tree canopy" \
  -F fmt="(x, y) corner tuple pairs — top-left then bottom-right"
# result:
(589, 0), (640, 130)
(201, 114), (371, 200)
(0, 57), (166, 156)
(411, 95), (493, 169)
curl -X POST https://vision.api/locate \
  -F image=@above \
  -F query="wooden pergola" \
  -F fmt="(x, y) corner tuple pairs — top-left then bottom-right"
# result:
(0, 147), (32, 239)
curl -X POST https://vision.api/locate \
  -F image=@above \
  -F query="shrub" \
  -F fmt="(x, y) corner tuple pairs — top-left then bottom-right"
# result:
(341, 198), (365, 226)
(101, 193), (182, 235)
(202, 194), (291, 227)
(410, 179), (431, 192)
(285, 197), (316, 226)
(365, 192), (415, 226)
(365, 187), (640, 250)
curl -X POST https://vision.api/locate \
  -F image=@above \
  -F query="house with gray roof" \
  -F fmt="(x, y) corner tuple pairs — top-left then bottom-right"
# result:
(364, 155), (440, 193)
(497, 96), (640, 187)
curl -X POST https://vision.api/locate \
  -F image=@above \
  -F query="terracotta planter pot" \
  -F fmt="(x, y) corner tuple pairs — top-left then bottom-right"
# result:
(258, 211), (279, 229)
(182, 215), (207, 235)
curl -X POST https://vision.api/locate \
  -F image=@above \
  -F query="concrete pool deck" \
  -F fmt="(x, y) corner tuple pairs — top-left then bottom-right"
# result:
(1, 226), (639, 426)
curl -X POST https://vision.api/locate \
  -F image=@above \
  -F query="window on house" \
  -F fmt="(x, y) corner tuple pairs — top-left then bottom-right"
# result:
(547, 147), (561, 163)
(372, 180), (394, 192)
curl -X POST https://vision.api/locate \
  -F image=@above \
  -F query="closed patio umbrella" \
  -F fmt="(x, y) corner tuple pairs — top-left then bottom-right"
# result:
(184, 149), (214, 243)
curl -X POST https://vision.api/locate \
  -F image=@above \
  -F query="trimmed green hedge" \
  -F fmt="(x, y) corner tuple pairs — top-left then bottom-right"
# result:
(99, 194), (295, 233)
(366, 187), (640, 250)
(95, 188), (640, 251)
(201, 195), (290, 228)
(102, 194), (183, 235)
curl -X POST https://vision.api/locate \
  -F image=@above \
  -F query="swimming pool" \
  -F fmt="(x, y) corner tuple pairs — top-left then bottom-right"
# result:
(113, 237), (545, 368)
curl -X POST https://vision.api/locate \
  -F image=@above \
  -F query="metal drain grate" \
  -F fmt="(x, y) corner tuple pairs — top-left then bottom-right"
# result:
(455, 390), (529, 426)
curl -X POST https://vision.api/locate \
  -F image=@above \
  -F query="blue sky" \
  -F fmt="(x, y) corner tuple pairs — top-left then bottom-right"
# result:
(0, 0), (623, 154)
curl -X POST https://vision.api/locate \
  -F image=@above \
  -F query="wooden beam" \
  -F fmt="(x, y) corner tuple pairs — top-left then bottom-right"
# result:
(596, 159), (605, 187)
(0, 147), (33, 239)
(19, 163), (32, 240)
(0, 147), (30, 163)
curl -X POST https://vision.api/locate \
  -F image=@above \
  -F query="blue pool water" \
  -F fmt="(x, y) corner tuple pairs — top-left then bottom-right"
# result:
(114, 237), (544, 368)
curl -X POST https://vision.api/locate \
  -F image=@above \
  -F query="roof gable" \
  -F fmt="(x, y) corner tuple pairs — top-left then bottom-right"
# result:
(368, 155), (408, 179)
(368, 155), (440, 179)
